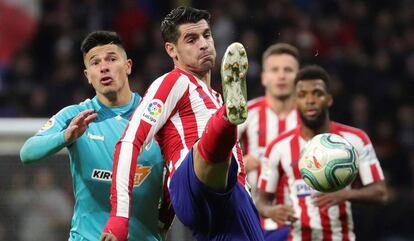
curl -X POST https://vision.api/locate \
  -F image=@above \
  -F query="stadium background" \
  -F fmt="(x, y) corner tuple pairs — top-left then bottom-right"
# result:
(0, 0), (413, 240)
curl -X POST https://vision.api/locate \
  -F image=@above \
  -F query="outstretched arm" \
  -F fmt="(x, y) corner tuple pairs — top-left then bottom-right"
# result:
(312, 180), (388, 209)
(20, 109), (96, 163)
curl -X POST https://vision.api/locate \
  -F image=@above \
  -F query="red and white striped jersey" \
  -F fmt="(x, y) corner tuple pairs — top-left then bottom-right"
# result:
(258, 122), (384, 241)
(110, 67), (246, 218)
(238, 96), (299, 230)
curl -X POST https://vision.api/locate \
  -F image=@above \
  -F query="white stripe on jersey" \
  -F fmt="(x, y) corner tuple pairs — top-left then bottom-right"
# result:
(344, 202), (355, 241)
(116, 141), (135, 217)
(187, 80), (220, 137)
(169, 111), (189, 171)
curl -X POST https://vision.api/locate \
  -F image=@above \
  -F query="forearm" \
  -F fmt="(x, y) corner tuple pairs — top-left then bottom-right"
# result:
(20, 132), (67, 163)
(346, 181), (388, 204)
(258, 203), (276, 218)
(255, 192), (275, 218)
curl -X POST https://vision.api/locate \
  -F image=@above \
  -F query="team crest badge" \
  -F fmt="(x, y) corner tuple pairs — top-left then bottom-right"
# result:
(39, 118), (55, 132)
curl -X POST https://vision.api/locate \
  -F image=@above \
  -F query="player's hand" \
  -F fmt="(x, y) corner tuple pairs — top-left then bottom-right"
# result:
(267, 204), (298, 224)
(101, 216), (128, 241)
(100, 232), (119, 241)
(312, 189), (350, 210)
(64, 109), (97, 143)
(243, 154), (261, 172)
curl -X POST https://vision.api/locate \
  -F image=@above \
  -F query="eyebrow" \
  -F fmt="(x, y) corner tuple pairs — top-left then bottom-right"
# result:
(183, 27), (211, 39)
(298, 86), (326, 93)
(183, 32), (198, 40)
(88, 52), (118, 61)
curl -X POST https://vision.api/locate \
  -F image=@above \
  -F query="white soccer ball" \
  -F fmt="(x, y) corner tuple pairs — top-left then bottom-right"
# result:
(298, 133), (358, 193)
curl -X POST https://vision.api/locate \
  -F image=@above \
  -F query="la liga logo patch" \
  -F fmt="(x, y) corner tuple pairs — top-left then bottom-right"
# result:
(147, 99), (163, 116)
(142, 99), (164, 125)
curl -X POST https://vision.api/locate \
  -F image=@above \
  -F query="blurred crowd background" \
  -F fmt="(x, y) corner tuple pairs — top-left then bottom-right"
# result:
(0, 0), (413, 240)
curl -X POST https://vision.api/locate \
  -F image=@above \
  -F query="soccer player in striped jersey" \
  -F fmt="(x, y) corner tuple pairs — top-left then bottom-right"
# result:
(20, 31), (169, 241)
(101, 6), (264, 241)
(238, 43), (300, 240)
(256, 65), (388, 241)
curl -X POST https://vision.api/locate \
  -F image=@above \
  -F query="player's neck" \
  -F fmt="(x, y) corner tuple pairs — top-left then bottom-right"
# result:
(200, 71), (211, 87)
(301, 120), (331, 140)
(97, 89), (132, 107)
(265, 94), (295, 118)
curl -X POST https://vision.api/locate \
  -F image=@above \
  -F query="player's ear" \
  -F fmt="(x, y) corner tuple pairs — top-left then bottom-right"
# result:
(165, 42), (177, 60)
(327, 94), (333, 107)
(84, 69), (91, 84)
(126, 59), (133, 75)
(261, 71), (267, 87)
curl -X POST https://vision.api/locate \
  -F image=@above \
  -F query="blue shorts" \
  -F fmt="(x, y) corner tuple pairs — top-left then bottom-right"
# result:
(169, 149), (264, 241)
(263, 226), (289, 241)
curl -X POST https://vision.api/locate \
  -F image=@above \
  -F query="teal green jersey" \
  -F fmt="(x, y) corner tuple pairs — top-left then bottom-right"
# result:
(20, 93), (165, 241)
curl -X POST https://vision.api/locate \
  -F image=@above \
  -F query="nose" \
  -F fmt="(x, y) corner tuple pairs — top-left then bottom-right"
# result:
(279, 71), (287, 80)
(100, 61), (109, 73)
(199, 36), (209, 50)
(305, 94), (316, 105)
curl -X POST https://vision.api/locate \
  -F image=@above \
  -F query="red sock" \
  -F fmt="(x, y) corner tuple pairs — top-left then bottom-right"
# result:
(197, 106), (237, 163)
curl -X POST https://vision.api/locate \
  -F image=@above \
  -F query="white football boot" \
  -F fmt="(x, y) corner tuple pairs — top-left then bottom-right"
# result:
(221, 42), (248, 125)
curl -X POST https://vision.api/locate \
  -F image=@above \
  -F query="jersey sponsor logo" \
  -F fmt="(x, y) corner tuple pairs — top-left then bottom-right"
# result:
(91, 169), (112, 181)
(87, 133), (105, 141)
(91, 165), (152, 187)
(39, 118), (55, 132)
(133, 165), (152, 187)
(293, 179), (316, 197)
(142, 99), (164, 125)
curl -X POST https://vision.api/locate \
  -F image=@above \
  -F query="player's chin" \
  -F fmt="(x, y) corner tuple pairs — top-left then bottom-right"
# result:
(102, 89), (118, 98)
(303, 115), (319, 122)
(302, 115), (325, 129)
(274, 92), (291, 100)
(200, 59), (215, 69)
(99, 83), (117, 92)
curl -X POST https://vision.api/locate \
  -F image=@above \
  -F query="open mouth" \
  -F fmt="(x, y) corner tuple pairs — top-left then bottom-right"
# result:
(100, 76), (113, 85)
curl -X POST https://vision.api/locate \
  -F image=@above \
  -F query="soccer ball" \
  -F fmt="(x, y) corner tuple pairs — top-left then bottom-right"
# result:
(298, 133), (358, 193)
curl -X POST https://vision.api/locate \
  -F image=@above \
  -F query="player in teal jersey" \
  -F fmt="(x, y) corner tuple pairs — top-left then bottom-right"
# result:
(20, 31), (169, 241)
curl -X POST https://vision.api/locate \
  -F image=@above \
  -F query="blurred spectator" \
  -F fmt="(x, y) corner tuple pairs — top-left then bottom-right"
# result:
(113, 0), (150, 51)
(7, 167), (72, 241)
(0, 0), (40, 66)
(397, 104), (414, 151)
(349, 94), (372, 134)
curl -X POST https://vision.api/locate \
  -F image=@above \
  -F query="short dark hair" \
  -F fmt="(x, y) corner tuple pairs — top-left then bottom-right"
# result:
(80, 30), (124, 55)
(262, 43), (300, 67)
(161, 6), (211, 43)
(294, 65), (331, 91)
